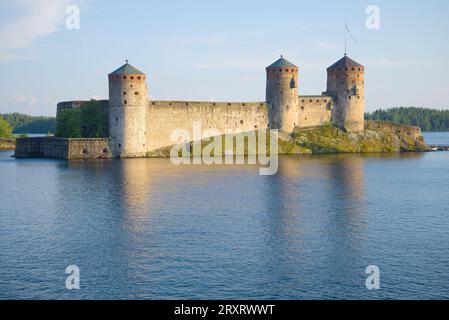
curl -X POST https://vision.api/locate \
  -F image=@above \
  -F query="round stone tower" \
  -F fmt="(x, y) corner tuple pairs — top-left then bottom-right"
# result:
(108, 62), (148, 158)
(326, 55), (365, 132)
(266, 56), (299, 133)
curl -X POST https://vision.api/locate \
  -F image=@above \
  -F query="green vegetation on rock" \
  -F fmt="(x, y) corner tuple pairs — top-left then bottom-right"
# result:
(288, 124), (427, 154)
(55, 100), (108, 138)
(55, 108), (81, 138)
(146, 122), (428, 157)
(80, 100), (109, 138)
(0, 116), (13, 138)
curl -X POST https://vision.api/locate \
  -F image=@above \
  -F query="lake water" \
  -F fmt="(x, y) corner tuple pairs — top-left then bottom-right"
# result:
(423, 132), (449, 145)
(1, 134), (449, 299)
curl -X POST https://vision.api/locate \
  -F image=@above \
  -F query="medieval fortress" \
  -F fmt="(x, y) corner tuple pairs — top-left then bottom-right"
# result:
(58, 55), (365, 158)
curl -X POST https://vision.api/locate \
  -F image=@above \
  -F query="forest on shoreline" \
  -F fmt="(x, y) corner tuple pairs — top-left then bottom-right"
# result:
(365, 107), (449, 132)
(1, 113), (55, 135)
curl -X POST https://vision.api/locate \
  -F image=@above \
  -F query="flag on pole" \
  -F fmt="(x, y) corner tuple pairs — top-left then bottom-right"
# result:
(345, 24), (358, 43)
(344, 24), (357, 55)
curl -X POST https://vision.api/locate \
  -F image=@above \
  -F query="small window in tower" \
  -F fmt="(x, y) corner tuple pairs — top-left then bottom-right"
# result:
(135, 92), (139, 95)
(352, 68), (355, 71)
(349, 96), (351, 100)
(301, 106), (304, 111)
(123, 76), (126, 80)
(118, 143), (121, 148)
(254, 125), (258, 129)
(137, 76), (141, 80)
(124, 100), (127, 104)
(240, 120), (244, 124)
(309, 99), (312, 103)
(123, 92), (126, 95)
(116, 117), (118, 121)
(279, 69), (282, 72)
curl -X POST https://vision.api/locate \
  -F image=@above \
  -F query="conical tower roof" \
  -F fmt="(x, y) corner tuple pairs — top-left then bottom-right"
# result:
(327, 55), (363, 71)
(266, 56), (298, 69)
(109, 62), (145, 75)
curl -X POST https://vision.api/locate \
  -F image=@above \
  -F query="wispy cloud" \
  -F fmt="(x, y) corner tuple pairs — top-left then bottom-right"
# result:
(190, 56), (268, 71)
(314, 41), (337, 50)
(168, 31), (265, 47)
(12, 94), (39, 106)
(0, 0), (72, 61)
(363, 58), (415, 68)
(167, 34), (230, 46)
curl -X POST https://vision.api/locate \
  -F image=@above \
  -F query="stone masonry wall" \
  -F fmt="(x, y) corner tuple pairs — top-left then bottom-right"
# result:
(297, 95), (332, 128)
(146, 101), (269, 151)
(15, 137), (111, 159)
(365, 120), (422, 139)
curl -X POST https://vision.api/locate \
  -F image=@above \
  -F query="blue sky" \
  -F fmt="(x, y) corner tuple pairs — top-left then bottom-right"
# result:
(0, 0), (448, 115)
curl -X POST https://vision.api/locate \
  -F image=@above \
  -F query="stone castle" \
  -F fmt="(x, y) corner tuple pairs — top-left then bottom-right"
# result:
(56, 54), (365, 158)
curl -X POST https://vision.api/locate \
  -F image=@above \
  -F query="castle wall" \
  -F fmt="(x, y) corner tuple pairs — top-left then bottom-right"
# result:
(297, 96), (332, 128)
(365, 120), (422, 139)
(146, 101), (269, 151)
(14, 137), (112, 159)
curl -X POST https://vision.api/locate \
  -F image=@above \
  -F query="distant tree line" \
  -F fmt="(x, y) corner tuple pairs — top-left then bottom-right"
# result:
(55, 99), (108, 138)
(365, 107), (449, 132)
(1, 113), (56, 134)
